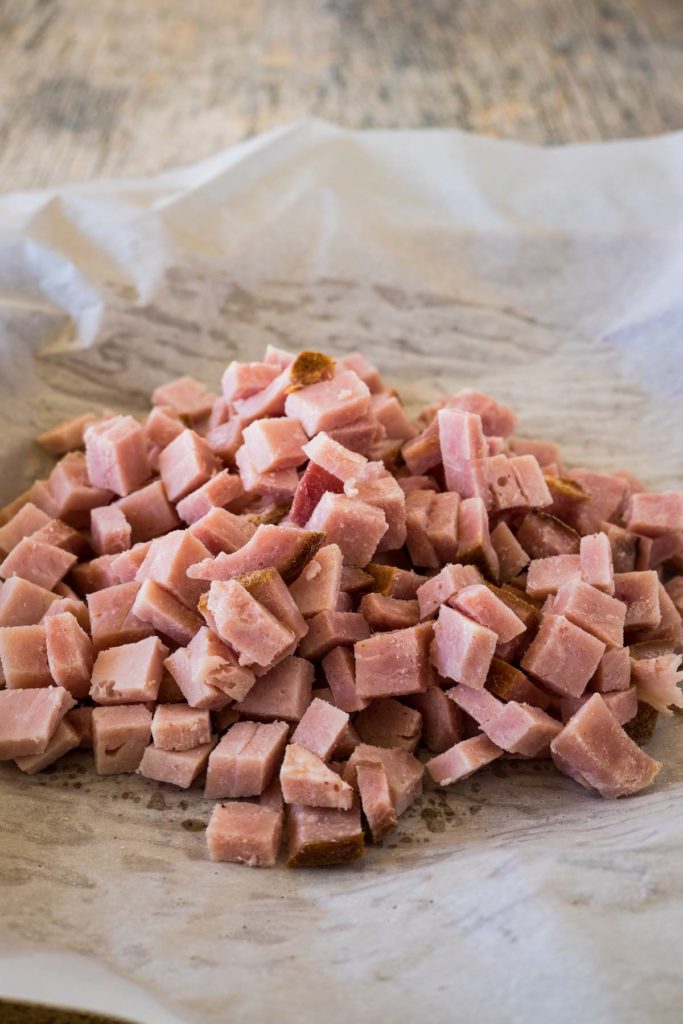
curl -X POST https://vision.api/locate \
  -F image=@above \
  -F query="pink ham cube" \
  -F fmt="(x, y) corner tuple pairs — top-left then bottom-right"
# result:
(580, 532), (614, 594)
(115, 480), (179, 543)
(550, 693), (661, 798)
(136, 530), (210, 611)
(152, 704), (212, 751)
(36, 412), (97, 455)
(355, 759), (398, 842)
(184, 626), (256, 703)
(305, 492), (387, 566)
(175, 471), (243, 525)
(0, 577), (57, 627)
(344, 744), (424, 816)
(131, 578), (202, 646)
(0, 538), (77, 590)
(151, 375), (215, 423)
(553, 578), (626, 648)
(355, 622), (433, 699)
(431, 605), (496, 689)
(408, 685), (464, 754)
(44, 612), (94, 699)
(508, 437), (560, 468)
(31, 518), (87, 559)
(359, 594), (419, 632)
(490, 521), (530, 583)
(560, 686), (638, 726)
(188, 524), (324, 585)
(521, 614), (605, 698)
(138, 741), (214, 789)
(438, 408), (487, 498)
(613, 571), (661, 630)
(321, 645), (368, 713)
(402, 418), (441, 476)
(144, 405), (184, 450)
(405, 490), (439, 569)
(289, 543), (343, 618)
(625, 492), (683, 537)
(483, 701), (562, 756)
(90, 505), (131, 556)
(591, 646), (632, 693)
(289, 461), (344, 528)
(291, 697), (349, 761)
(87, 581), (154, 651)
(205, 720), (289, 798)
(242, 417), (308, 473)
(0, 624), (52, 688)
(0, 686), (75, 758)
(416, 563), (482, 620)
(234, 445), (299, 500)
(345, 468), (406, 553)
(188, 507), (255, 556)
(370, 393), (416, 441)
(302, 432), (367, 482)
(426, 735), (502, 786)
(233, 367), (292, 425)
(235, 567), (307, 643)
(447, 683), (504, 725)
(92, 704), (152, 774)
(452, 583), (526, 644)
(49, 453), (113, 525)
(164, 650), (231, 712)
(221, 360), (280, 403)
(206, 802), (283, 868)
(457, 497), (499, 580)
(526, 554), (582, 600)
(297, 610), (370, 660)
(354, 698), (422, 752)
(0, 502), (52, 555)
(90, 635), (168, 704)
(205, 579), (295, 667)
(15, 718), (80, 775)
(159, 429), (220, 502)
(286, 801), (364, 867)
(508, 455), (552, 508)
(84, 415), (151, 496)
(234, 656), (314, 722)
(280, 743), (354, 809)
(426, 491), (460, 564)
(485, 454), (526, 511)
(284, 370), (371, 437)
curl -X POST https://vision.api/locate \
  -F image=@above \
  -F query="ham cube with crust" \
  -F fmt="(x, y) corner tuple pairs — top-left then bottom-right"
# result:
(405, 491), (439, 569)
(0, 577), (57, 627)
(491, 521), (530, 583)
(90, 636), (168, 704)
(136, 530), (211, 611)
(280, 743), (354, 809)
(297, 610), (370, 661)
(526, 554), (582, 600)
(0, 502), (51, 555)
(48, 453), (114, 526)
(354, 698), (422, 752)
(131, 579), (202, 646)
(451, 583), (526, 644)
(0, 538), (77, 590)
(221, 361), (280, 403)
(44, 612), (93, 699)
(483, 701), (563, 756)
(207, 802), (283, 868)
(486, 659), (551, 710)
(90, 506), (131, 556)
(43, 596), (88, 636)
(356, 760), (398, 842)
(405, 686), (464, 753)
(426, 491), (460, 564)
(235, 568), (307, 643)
(188, 524), (324, 584)
(552, 578), (626, 648)
(416, 563), (483, 620)
(0, 624), (52, 688)
(426, 735), (502, 786)
(234, 656), (314, 722)
(84, 415), (151, 497)
(359, 594), (420, 632)
(431, 606), (496, 689)
(176, 471), (243, 526)
(516, 511), (580, 560)
(205, 720), (289, 798)
(550, 693), (661, 798)
(624, 492), (683, 538)
(613, 571), (661, 631)
(36, 412), (97, 455)
(664, 576), (683, 618)
(303, 432), (368, 483)
(159, 429), (220, 503)
(438, 408), (488, 499)
(289, 462), (344, 527)
(508, 455), (552, 508)
(366, 563), (425, 600)
(355, 623), (433, 700)
(164, 650), (230, 712)
(446, 390), (517, 437)
(580, 532), (614, 594)
(289, 544), (343, 618)
(591, 646), (632, 693)
(344, 744), (424, 815)
(188, 507), (255, 556)
(457, 497), (499, 580)
(402, 418), (441, 476)
(151, 375), (215, 423)
(560, 687), (638, 726)
(87, 582), (154, 651)
(306, 492), (387, 567)
(521, 615), (605, 698)
(321, 645), (368, 713)
(0, 686), (75, 759)
(92, 704), (152, 774)
(152, 704), (211, 751)
(205, 579), (295, 667)
(286, 800), (364, 867)
(630, 655), (683, 715)
(284, 370), (371, 437)
(345, 468), (406, 553)
(566, 469), (629, 534)
(15, 718), (80, 775)
(115, 480), (179, 543)
(138, 741), (214, 789)
(242, 417), (308, 473)
(291, 697), (349, 761)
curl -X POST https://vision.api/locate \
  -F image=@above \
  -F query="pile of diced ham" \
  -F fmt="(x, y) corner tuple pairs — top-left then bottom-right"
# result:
(0, 346), (682, 869)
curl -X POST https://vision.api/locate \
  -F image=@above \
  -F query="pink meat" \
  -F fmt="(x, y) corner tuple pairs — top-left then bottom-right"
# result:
(0, 537), (77, 590)
(321, 645), (368, 713)
(447, 683), (504, 725)
(613, 571), (662, 630)
(138, 740), (214, 789)
(526, 554), (582, 599)
(234, 445), (299, 500)
(426, 734), (502, 786)
(0, 624), (52, 689)
(151, 375), (215, 423)
(567, 469), (629, 534)
(306, 492), (387, 567)
(485, 454), (527, 511)
(164, 650), (229, 711)
(560, 686), (638, 726)
(402, 418), (441, 475)
(74, 555), (124, 596)
(664, 576), (683, 618)
(426, 491), (460, 564)
(32, 518), (86, 557)
(416, 563), (482, 620)
(580, 532), (615, 594)
(340, 352), (384, 393)
(297, 609), (369, 660)
(205, 720), (289, 798)
(370, 393), (416, 441)
(508, 437), (560, 468)
(175, 471), (243, 525)
(521, 614), (606, 698)
(188, 524), (324, 584)
(235, 656), (314, 722)
(151, 704), (212, 751)
(550, 693), (661, 798)
(84, 415), (151, 497)
(290, 461), (344, 527)
(630, 655), (683, 715)
(354, 698), (422, 752)
(291, 697), (350, 761)
(15, 718), (80, 775)
(131, 578), (202, 645)
(0, 577), (57, 627)
(241, 417), (308, 475)
(90, 635), (168, 704)
(44, 612), (94, 699)
(37, 412), (97, 455)
(136, 530), (210, 610)
(630, 583), (682, 647)
(367, 564), (426, 600)
(280, 743), (354, 809)
(552, 578), (626, 648)
(356, 760), (398, 841)
(355, 622), (433, 699)
(431, 605), (496, 688)
(221, 361), (280, 403)
(233, 367), (292, 425)
(516, 511), (579, 560)
(286, 800), (364, 867)
(624, 492), (683, 538)
(405, 686), (464, 753)
(0, 686), (75, 759)
(327, 413), (382, 456)
(27, 479), (60, 519)
(452, 583), (526, 644)
(405, 490), (439, 568)
(144, 405), (184, 450)
(205, 579), (295, 667)
(207, 801), (283, 867)
(483, 701), (562, 756)
(438, 408), (488, 499)
(0, 502), (52, 555)
(344, 744), (424, 815)
(87, 581), (154, 651)
(289, 543), (343, 618)
(345, 469), (406, 553)
(444, 390), (517, 437)
(237, 567), (307, 642)
(188, 507), (255, 556)
(359, 593), (420, 631)
(48, 453), (114, 526)
(159, 429), (220, 503)
(89, 507), (130, 559)
(65, 706), (94, 748)
(508, 455), (552, 508)
(92, 704), (152, 774)
(206, 418), (245, 462)
(185, 626), (255, 702)
(591, 646), (632, 693)
(284, 370), (371, 437)
(115, 480), (180, 543)
(457, 497), (499, 579)
(490, 521), (530, 583)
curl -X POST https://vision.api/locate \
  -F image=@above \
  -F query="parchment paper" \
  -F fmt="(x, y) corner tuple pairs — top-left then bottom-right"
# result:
(0, 120), (682, 1024)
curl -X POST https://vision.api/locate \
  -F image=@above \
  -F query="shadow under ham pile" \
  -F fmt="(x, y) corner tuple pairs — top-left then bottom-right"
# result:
(0, 346), (682, 868)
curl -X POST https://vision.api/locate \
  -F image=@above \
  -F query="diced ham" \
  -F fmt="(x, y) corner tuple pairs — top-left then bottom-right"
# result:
(490, 521), (530, 583)
(591, 646), (632, 693)
(545, 475), (591, 523)
(291, 697), (349, 761)
(321, 645), (368, 713)
(159, 429), (220, 503)
(207, 802), (282, 867)
(131, 578), (202, 645)
(92, 704), (152, 774)
(115, 480), (180, 543)
(15, 718), (80, 775)
(416, 563), (483, 620)
(0, 502), (52, 555)
(402, 417), (441, 476)
(0, 577), (57, 627)
(664, 576), (683, 618)
(284, 370), (371, 437)
(306, 492), (387, 567)
(345, 468), (406, 553)
(296, 609), (371, 660)
(366, 563), (426, 600)
(233, 367), (292, 425)
(235, 567), (307, 642)
(447, 682), (504, 727)
(234, 656), (314, 722)
(630, 655), (683, 715)
(521, 614), (606, 698)
(356, 760), (398, 842)
(234, 445), (299, 500)
(516, 511), (580, 560)
(550, 693), (661, 798)
(205, 720), (289, 798)
(152, 375), (215, 423)
(87, 581), (154, 651)
(508, 437), (560, 468)
(144, 405), (184, 450)
(184, 626), (255, 703)
(84, 415), (151, 497)
(526, 554), (582, 600)
(175, 471), (243, 525)
(431, 605), (496, 689)
(340, 352), (384, 393)
(72, 554), (122, 595)
(286, 800), (364, 867)
(508, 455), (552, 508)
(138, 741), (214, 789)
(614, 571), (661, 631)
(370, 393), (416, 441)
(0, 686), (75, 759)
(552, 578), (626, 648)
(426, 734), (502, 786)
(90, 636), (168, 704)
(188, 507), (255, 556)
(344, 744), (424, 816)
(580, 532), (614, 594)
(624, 492), (683, 538)
(289, 543), (343, 618)
(65, 706), (94, 748)
(457, 497), (499, 580)
(437, 408), (488, 499)
(0, 538), (77, 590)
(222, 361), (280, 403)
(355, 623), (433, 699)
(136, 530), (210, 611)
(239, 417), (308, 476)
(485, 454), (527, 511)
(280, 743), (354, 809)
(629, 583), (682, 647)
(354, 698), (422, 752)
(328, 414), (382, 456)
(483, 701), (562, 756)
(405, 490), (439, 569)
(37, 412), (98, 455)
(405, 686), (464, 753)
(205, 579), (295, 667)
(44, 611), (93, 699)
(452, 583), (526, 644)
(0, 624), (52, 689)
(206, 418), (245, 463)
(31, 518), (87, 558)
(188, 524), (324, 584)
(425, 491), (460, 564)
(566, 469), (629, 534)
(151, 704), (212, 751)
(560, 686), (638, 726)
(359, 593), (420, 631)
(90, 505), (131, 556)
(289, 461), (344, 527)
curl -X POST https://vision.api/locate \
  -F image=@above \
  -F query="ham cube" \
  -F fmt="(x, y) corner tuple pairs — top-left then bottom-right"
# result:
(664, 576), (683, 618)
(138, 741), (214, 789)
(234, 656), (314, 722)
(152, 704), (211, 751)
(321, 645), (368, 713)
(87, 581), (154, 651)
(438, 408), (487, 498)
(303, 432), (368, 483)
(560, 686), (638, 726)
(207, 802), (282, 868)
(580, 532), (615, 594)
(448, 683), (504, 725)
(72, 555), (125, 594)
(90, 506), (131, 556)
(15, 718), (80, 775)
(457, 497), (499, 580)
(84, 415), (151, 496)
(144, 405), (184, 450)
(431, 605), (496, 689)
(233, 367), (292, 425)
(0, 624), (51, 688)
(205, 720), (289, 798)
(305, 492), (387, 567)
(508, 437), (560, 468)
(27, 479), (60, 520)
(625, 492), (683, 538)
(90, 635), (168, 704)
(630, 655), (683, 715)
(115, 480), (180, 543)
(136, 530), (210, 610)
(291, 697), (349, 761)
(485, 454), (527, 511)
(483, 701), (562, 756)
(566, 469), (629, 534)
(65, 706), (94, 747)
(550, 693), (661, 798)
(516, 511), (580, 560)
(340, 352), (384, 393)
(345, 468), (406, 553)
(188, 524), (324, 584)
(151, 375), (215, 423)
(426, 492), (460, 564)
(175, 471), (243, 526)
(0, 502), (52, 555)
(36, 412), (97, 455)
(0, 686), (75, 758)
(31, 518), (86, 558)
(131, 579), (202, 646)
(43, 595), (89, 633)
(526, 554), (582, 600)
(521, 614), (605, 697)
(343, 744), (423, 815)
(402, 418), (441, 475)
(405, 491), (439, 569)
(188, 507), (255, 556)
(280, 743), (354, 809)
(289, 461), (344, 527)
(206, 419), (244, 462)
(298, 610), (370, 660)
(0, 538), (77, 590)
(92, 704), (152, 774)
(286, 801), (364, 867)
(234, 445), (299, 500)
(354, 698), (422, 752)
(164, 650), (230, 712)
(49, 452), (114, 525)
(205, 579), (295, 667)
(426, 735), (502, 786)
(359, 594), (420, 631)
(159, 429), (220, 502)
(356, 760), (398, 842)
(235, 567), (307, 642)
(289, 543), (343, 618)
(553, 578), (626, 648)
(491, 521), (530, 583)
(416, 563), (483, 620)
(184, 626), (256, 703)
(355, 623), (433, 699)
(284, 370), (371, 437)
(591, 646), (632, 693)
(221, 361), (280, 403)
(508, 455), (552, 508)
(0, 577), (57, 627)
(446, 390), (517, 437)
(44, 612), (93, 699)
(366, 563), (426, 600)
(614, 571), (661, 630)
(486, 658), (551, 710)
(370, 393), (416, 441)
(242, 417), (308, 473)
(405, 686), (464, 753)
(452, 583), (526, 644)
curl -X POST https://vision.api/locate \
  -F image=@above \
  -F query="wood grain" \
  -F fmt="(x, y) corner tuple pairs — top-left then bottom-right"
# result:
(0, 0), (682, 191)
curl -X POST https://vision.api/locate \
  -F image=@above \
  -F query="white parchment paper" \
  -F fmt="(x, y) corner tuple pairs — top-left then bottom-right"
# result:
(0, 121), (682, 1024)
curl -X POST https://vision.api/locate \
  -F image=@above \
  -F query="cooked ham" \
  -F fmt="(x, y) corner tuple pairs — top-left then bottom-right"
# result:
(236, 567), (307, 642)
(291, 697), (349, 761)
(366, 563), (425, 600)
(426, 734), (502, 786)
(44, 611), (94, 699)
(286, 800), (364, 867)
(302, 432), (367, 482)
(526, 554), (582, 600)
(234, 656), (314, 722)
(0, 537), (77, 590)
(296, 610), (369, 660)
(183, 626), (255, 703)
(115, 480), (180, 543)
(566, 469), (629, 535)
(151, 704), (212, 752)
(452, 583), (526, 644)
(205, 579), (295, 668)
(37, 412), (98, 456)
(486, 658), (550, 709)
(289, 543), (343, 618)
(84, 416), (151, 497)
(624, 492), (683, 538)
(188, 524), (324, 584)
(516, 511), (580, 559)
(355, 623), (432, 699)
(431, 605), (496, 689)
(521, 614), (605, 698)
(87, 581), (154, 651)
(131, 578), (202, 646)
(136, 530), (210, 610)
(176, 471), (243, 525)
(425, 491), (460, 564)
(560, 686), (638, 726)
(205, 720), (289, 798)
(90, 636), (168, 704)
(152, 375), (215, 423)
(159, 429), (220, 503)
(438, 408), (488, 500)
(0, 502), (52, 555)
(280, 743), (354, 809)
(552, 578), (626, 648)
(370, 393), (417, 441)
(284, 370), (371, 437)
(508, 455), (552, 508)
(0, 686), (75, 759)
(15, 718), (80, 775)
(207, 801), (283, 867)
(306, 492), (387, 567)
(354, 698), (422, 752)
(144, 405), (184, 450)
(405, 686), (463, 753)
(405, 490), (440, 568)
(613, 571), (661, 631)
(630, 655), (683, 715)
(90, 505), (131, 556)
(580, 532), (615, 594)
(0, 577), (57, 627)
(355, 759), (398, 842)
(457, 497), (499, 579)
(591, 645), (632, 693)
(221, 361), (280, 403)
(508, 437), (560, 468)
(92, 704), (152, 774)
(188, 507), (255, 555)
(416, 563), (482, 620)
(344, 743), (423, 816)
(321, 645), (369, 713)
(138, 740), (214, 789)
(206, 419), (245, 462)
(0, 624), (52, 689)
(483, 701), (562, 756)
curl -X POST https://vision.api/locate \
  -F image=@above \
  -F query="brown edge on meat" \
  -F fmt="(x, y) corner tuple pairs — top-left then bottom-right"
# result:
(287, 831), (365, 868)
(286, 351), (336, 392)
(544, 476), (590, 505)
(278, 531), (326, 584)
(623, 701), (659, 746)
(245, 504), (291, 527)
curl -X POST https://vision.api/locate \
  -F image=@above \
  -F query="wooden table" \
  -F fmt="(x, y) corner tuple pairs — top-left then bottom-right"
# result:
(1, 0), (682, 192)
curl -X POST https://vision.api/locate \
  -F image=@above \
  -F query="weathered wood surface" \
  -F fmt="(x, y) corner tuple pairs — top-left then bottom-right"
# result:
(1, 0), (683, 191)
